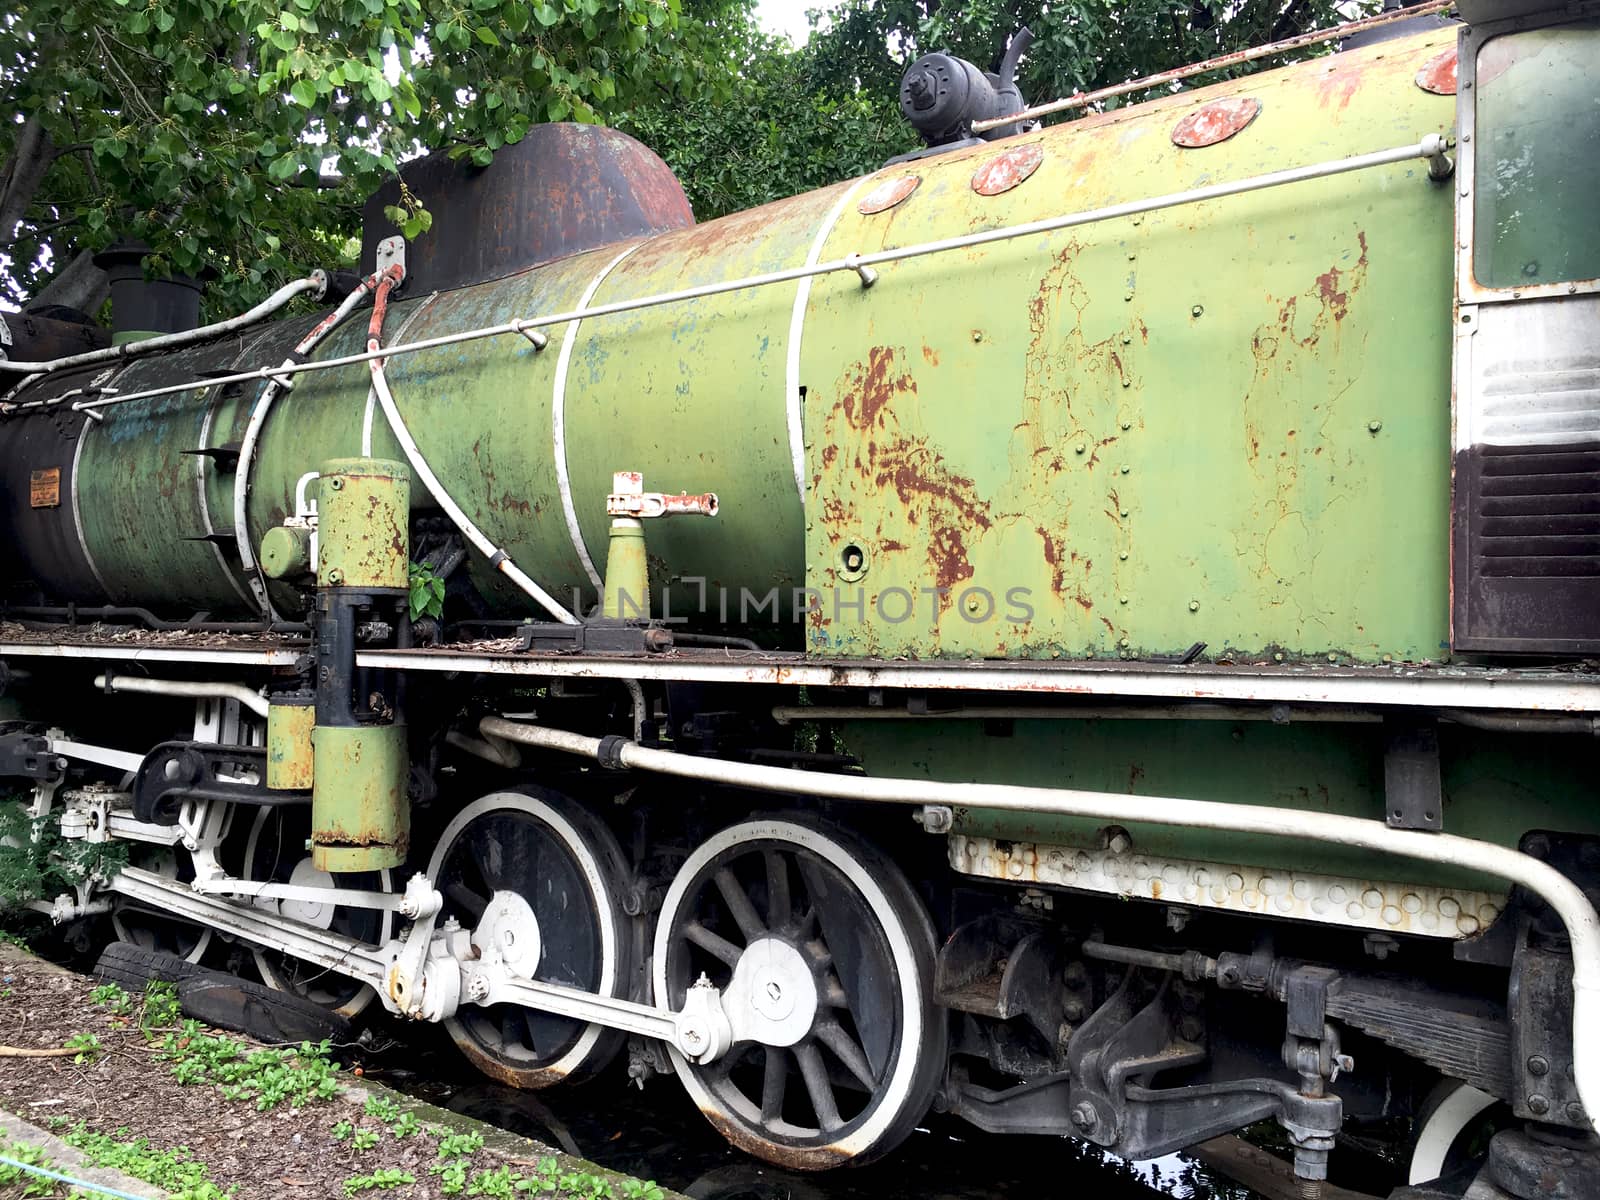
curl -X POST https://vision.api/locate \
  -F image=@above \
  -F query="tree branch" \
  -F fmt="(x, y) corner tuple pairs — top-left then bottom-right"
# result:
(0, 115), (54, 244)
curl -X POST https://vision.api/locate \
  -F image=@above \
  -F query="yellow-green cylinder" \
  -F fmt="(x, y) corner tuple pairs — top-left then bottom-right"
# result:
(266, 696), (315, 790)
(601, 520), (649, 619)
(317, 457), (410, 590)
(310, 723), (409, 872)
(260, 525), (314, 581)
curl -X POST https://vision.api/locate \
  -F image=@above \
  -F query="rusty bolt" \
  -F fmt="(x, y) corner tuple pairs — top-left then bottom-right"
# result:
(1119, 508), (1129, 518)
(1188, 600), (1200, 612)
(972, 331), (984, 343)
(965, 595), (982, 614)
(1528, 1094), (1550, 1116)
(1124, 291), (1134, 302)
(1568, 1102), (1587, 1123)
(1075, 442), (1087, 454)
(1119, 596), (1129, 605)
(1128, 252), (1136, 261)
(1528, 1055), (1550, 1076)
(1119, 551), (1129, 561)
(1121, 334), (1131, 345)
(1368, 420), (1383, 434)
(1273, 652), (1285, 662)
(1122, 378), (1131, 389)
(1071, 1102), (1099, 1132)
(327, 568), (344, 585)
(1327, 653), (1338, 663)
(1119, 465), (1130, 475)
(1191, 305), (1204, 318)
(1120, 421), (1131, 430)
(329, 477), (344, 491)
(1062, 998), (1086, 1021)
(1117, 638), (1130, 650)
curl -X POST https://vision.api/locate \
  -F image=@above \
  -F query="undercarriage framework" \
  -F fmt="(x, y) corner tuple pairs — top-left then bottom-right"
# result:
(3, 632), (1597, 1198)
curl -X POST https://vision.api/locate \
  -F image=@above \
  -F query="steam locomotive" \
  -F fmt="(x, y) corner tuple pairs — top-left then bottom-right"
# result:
(2, 0), (1597, 1195)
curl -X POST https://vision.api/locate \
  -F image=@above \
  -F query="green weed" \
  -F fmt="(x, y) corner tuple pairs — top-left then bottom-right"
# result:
(344, 1168), (416, 1195)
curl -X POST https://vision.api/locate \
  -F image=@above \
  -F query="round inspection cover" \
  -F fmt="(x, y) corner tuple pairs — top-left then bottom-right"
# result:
(971, 143), (1044, 196)
(1171, 96), (1262, 148)
(1415, 48), (1458, 95)
(858, 175), (922, 215)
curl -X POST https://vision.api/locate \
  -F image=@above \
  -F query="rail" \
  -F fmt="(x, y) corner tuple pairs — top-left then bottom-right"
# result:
(1, 137), (1452, 419)
(971, 0), (1457, 133)
(0, 272), (327, 377)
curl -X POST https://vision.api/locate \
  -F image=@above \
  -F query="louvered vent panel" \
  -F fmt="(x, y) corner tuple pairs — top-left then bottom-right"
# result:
(1452, 297), (1600, 654)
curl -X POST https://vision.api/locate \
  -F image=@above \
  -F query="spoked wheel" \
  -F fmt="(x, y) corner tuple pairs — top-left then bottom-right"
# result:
(242, 807), (392, 1018)
(654, 816), (945, 1170)
(111, 846), (213, 964)
(1408, 1080), (1509, 1185)
(427, 788), (637, 1088)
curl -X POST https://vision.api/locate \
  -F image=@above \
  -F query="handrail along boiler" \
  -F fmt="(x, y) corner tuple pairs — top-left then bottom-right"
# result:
(1, 0), (1597, 1195)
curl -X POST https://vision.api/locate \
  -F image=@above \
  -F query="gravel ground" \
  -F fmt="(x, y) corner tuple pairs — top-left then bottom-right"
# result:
(0, 943), (675, 1200)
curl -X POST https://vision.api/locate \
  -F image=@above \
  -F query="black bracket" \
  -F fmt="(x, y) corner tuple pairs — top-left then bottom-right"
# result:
(0, 725), (64, 783)
(132, 741), (309, 825)
(517, 620), (673, 655)
(1384, 719), (1443, 830)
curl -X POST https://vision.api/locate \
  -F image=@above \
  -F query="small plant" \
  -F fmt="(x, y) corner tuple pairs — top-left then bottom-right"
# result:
(408, 560), (446, 621)
(141, 980), (180, 1031)
(436, 1131), (485, 1159)
(91, 982), (134, 1015)
(392, 1111), (422, 1139)
(362, 1094), (401, 1124)
(344, 1168), (417, 1196)
(434, 1157), (470, 1195)
(0, 1138), (58, 1198)
(63, 1123), (233, 1199)
(160, 1030), (340, 1110)
(619, 1181), (665, 1200)
(0, 986), (13, 999)
(467, 1164), (518, 1198)
(351, 1128), (381, 1152)
(331, 1120), (355, 1142)
(63, 1031), (102, 1063)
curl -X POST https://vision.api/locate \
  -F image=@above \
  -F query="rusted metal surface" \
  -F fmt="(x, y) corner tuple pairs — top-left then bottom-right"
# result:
(359, 124), (695, 294)
(857, 174), (921, 215)
(970, 144), (1044, 196)
(971, 0), (1455, 131)
(949, 834), (1506, 938)
(0, 310), (110, 363)
(1171, 97), (1262, 148)
(1414, 46), (1458, 95)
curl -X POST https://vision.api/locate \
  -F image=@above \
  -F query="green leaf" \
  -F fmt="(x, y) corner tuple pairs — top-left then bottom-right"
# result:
(474, 25), (500, 45)
(470, 145), (492, 166)
(290, 79), (316, 107)
(268, 153), (300, 181)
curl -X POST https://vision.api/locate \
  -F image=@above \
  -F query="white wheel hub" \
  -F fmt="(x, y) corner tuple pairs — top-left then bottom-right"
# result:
(725, 937), (817, 1047)
(473, 889), (543, 981)
(281, 859), (337, 929)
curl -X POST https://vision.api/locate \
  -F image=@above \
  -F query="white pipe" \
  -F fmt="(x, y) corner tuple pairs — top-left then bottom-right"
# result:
(368, 354), (579, 624)
(95, 673), (270, 718)
(232, 274), (382, 617)
(12, 138), (1447, 419)
(771, 703), (1382, 725)
(481, 715), (1600, 1135)
(0, 273), (328, 376)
